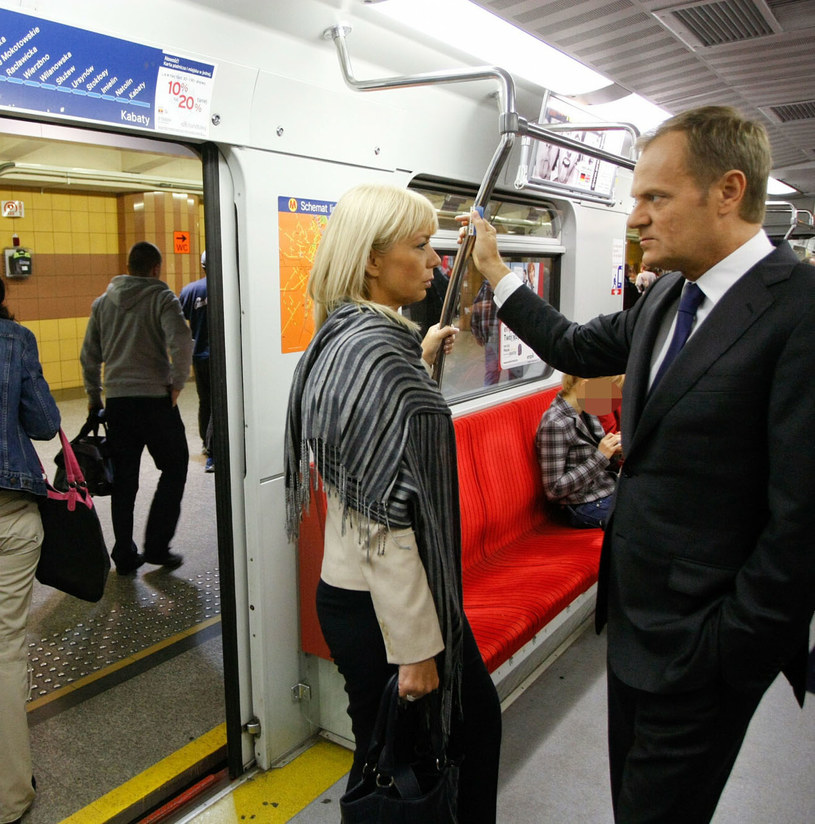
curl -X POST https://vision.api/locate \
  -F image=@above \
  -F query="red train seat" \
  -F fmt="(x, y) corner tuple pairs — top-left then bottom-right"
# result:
(298, 387), (603, 673)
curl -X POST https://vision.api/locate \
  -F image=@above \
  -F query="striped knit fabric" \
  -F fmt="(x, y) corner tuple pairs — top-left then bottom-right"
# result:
(284, 302), (463, 735)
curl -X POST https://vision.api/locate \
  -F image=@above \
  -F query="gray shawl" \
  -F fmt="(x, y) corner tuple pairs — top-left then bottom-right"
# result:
(285, 303), (463, 735)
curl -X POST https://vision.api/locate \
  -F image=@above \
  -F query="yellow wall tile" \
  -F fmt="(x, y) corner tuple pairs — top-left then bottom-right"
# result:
(62, 360), (82, 383)
(40, 340), (61, 364)
(88, 213), (107, 232)
(89, 233), (108, 254)
(42, 361), (62, 389)
(33, 211), (54, 232)
(53, 232), (73, 254)
(39, 319), (60, 342)
(31, 192), (52, 210)
(32, 234), (55, 254)
(51, 193), (72, 211)
(57, 317), (77, 340)
(52, 211), (72, 233)
(71, 211), (90, 233)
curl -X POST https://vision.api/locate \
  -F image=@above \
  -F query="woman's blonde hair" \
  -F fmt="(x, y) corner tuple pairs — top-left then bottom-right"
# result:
(308, 183), (439, 329)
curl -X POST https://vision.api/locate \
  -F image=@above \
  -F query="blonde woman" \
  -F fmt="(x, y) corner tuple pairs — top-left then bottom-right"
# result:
(286, 183), (501, 822)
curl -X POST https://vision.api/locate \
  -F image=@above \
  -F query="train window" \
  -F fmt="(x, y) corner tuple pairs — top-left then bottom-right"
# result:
(406, 183), (562, 402)
(412, 184), (561, 238)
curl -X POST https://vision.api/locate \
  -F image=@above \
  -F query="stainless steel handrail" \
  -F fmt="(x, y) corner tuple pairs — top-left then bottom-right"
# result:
(323, 25), (517, 114)
(323, 24), (639, 384)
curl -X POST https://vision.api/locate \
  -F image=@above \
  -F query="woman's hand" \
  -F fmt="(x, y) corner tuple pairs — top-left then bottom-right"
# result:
(398, 657), (439, 701)
(421, 323), (459, 365)
(456, 210), (511, 288)
(598, 431), (623, 460)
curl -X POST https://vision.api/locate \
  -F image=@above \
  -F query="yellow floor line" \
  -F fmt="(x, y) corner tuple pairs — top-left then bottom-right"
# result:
(27, 616), (222, 711)
(183, 740), (353, 823)
(60, 723), (228, 824)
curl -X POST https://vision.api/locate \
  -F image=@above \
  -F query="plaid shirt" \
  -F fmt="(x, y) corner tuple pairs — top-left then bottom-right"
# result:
(470, 280), (498, 346)
(536, 393), (618, 505)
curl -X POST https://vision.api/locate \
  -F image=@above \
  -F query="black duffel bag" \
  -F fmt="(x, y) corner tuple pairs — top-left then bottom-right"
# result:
(54, 412), (114, 496)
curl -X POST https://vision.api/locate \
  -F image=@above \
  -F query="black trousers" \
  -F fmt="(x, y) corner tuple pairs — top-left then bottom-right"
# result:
(317, 579), (502, 824)
(607, 665), (765, 824)
(192, 356), (212, 455)
(105, 396), (189, 561)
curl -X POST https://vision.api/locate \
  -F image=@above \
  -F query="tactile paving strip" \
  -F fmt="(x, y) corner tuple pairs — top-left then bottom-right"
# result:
(28, 570), (221, 698)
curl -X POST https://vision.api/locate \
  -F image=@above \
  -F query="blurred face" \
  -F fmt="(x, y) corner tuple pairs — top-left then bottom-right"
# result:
(575, 377), (622, 416)
(366, 228), (441, 310)
(627, 131), (721, 281)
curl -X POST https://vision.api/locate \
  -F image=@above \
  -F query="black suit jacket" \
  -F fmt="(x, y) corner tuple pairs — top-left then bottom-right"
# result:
(499, 242), (815, 704)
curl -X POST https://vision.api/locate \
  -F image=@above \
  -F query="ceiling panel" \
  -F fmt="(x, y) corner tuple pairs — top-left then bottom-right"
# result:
(474, 0), (815, 196)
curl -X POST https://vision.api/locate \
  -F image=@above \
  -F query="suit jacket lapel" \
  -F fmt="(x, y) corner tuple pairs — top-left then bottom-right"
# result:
(627, 266), (775, 457)
(620, 273), (684, 452)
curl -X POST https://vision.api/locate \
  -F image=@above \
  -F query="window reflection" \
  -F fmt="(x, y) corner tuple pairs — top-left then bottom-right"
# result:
(404, 253), (559, 402)
(406, 184), (563, 403)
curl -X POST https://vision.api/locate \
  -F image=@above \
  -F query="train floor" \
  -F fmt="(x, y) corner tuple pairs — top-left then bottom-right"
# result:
(25, 386), (225, 824)
(20, 388), (815, 824)
(174, 620), (815, 824)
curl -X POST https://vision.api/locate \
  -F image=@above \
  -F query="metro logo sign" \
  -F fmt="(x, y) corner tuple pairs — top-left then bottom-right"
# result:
(2, 200), (24, 218)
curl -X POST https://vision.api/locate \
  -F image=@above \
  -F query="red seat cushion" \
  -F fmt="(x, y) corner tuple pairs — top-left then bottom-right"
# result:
(455, 388), (602, 672)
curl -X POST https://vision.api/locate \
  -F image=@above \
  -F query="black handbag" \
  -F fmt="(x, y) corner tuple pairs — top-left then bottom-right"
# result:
(37, 429), (110, 602)
(54, 413), (114, 496)
(340, 674), (459, 823)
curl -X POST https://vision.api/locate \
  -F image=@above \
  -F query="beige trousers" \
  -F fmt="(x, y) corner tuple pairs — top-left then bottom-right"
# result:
(0, 490), (43, 823)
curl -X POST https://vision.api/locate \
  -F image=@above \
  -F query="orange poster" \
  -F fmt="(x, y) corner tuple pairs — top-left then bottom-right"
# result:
(278, 195), (335, 353)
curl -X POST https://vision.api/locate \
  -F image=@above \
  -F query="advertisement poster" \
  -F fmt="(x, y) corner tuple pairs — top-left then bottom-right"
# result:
(531, 97), (625, 198)
(278, 196), (335, 354)
(500, 262), (542, 370)
(611, 237), (625, 296)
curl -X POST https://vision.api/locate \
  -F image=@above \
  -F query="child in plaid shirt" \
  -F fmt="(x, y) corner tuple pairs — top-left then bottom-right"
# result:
(536, 374), (623, 528)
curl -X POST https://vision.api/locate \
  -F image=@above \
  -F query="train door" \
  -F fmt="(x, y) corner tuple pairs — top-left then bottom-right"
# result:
(0, 115), (254, 819)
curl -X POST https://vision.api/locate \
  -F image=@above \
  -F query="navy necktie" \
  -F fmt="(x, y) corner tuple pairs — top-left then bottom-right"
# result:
(650, 281), (705, 391)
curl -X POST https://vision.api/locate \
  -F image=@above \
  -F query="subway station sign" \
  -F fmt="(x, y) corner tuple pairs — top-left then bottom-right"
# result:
(0, 9), (215, 137)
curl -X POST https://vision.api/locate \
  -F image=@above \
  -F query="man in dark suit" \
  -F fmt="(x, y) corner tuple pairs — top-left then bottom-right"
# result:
(466, 106), (815, 822)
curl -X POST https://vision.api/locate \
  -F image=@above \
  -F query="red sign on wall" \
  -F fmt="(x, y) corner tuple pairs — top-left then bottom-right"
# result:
(174, 231), (190, 254)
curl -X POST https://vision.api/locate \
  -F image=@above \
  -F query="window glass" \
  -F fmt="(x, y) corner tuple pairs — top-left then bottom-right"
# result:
(405, 184), (562, 403)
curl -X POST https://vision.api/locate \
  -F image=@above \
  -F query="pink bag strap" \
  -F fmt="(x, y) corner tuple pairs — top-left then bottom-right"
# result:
(56, 428), (86, 486)
(39, 429), (94, 512)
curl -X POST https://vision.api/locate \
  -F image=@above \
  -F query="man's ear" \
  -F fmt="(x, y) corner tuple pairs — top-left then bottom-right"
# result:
(717, 169), (747, 216)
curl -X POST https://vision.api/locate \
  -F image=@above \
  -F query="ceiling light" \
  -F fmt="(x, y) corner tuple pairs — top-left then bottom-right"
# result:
(766, 178), (799, 196)
(369, 0), (613, 96)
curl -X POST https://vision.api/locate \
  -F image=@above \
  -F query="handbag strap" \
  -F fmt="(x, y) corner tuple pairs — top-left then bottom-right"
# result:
(40, 430), (94, 513)
(57, 428), (87, 486)
(373, 677), (449, 799)
(76, 411), (108, 441)
(360, 673), (399, 777)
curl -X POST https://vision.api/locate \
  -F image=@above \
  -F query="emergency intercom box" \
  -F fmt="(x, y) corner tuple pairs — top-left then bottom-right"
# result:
(4, 247), (33, 278)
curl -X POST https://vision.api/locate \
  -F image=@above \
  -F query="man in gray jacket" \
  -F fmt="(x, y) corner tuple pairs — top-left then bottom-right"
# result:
(81, 241), (193, 574)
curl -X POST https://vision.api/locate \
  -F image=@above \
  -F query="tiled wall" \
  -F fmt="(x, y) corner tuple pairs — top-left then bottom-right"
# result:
(1, 186), (203, 393)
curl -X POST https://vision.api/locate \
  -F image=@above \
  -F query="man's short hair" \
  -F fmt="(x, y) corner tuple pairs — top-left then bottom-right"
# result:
(127, 241), (162, 276)
(639, 105), (771, 224)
